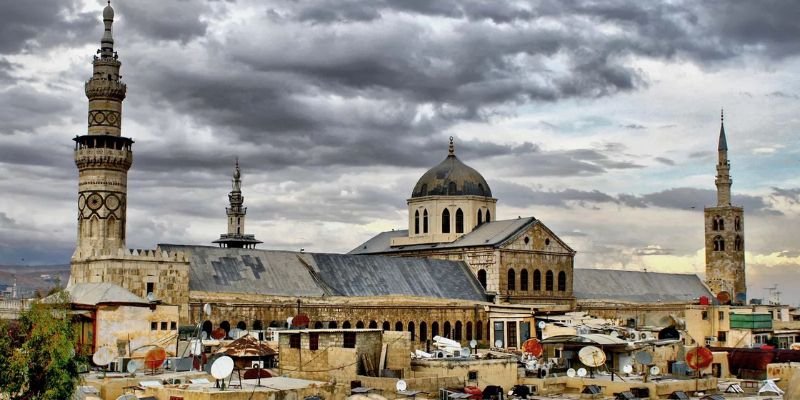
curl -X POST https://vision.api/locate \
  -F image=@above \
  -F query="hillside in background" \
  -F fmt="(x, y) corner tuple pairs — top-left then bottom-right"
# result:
(0, 264), (70, 299)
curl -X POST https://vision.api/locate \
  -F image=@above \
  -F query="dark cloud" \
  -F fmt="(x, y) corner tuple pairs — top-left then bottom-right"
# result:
(0, 0), (96, 54)
(767, 91), (799, 100)
(113, 0), (215, 43)
(770, 187), (800, 204)
(655, 157), (676, 166)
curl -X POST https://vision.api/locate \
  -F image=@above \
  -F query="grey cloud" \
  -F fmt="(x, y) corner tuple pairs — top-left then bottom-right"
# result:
(655, 157), (676, 166)
(640, 188), (779, 215)
(622, 124), (646, 130)
(113, 0), (215, 43)
(0, 212), (17, 228)
(770, 187), (800, 204)
(0, 0), (95, 54)
(767, 91), (799, 100)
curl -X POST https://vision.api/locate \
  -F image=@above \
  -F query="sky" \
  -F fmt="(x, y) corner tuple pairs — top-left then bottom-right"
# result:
(0, 0), (798, 304)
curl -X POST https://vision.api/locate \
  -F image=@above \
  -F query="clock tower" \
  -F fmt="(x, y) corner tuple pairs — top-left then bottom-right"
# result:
(74, 1), (132, 254)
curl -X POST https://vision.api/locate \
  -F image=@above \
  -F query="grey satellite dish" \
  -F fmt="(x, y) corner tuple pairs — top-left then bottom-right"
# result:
(609, 331), (619, 338)
(116, 395), (138, 400)
(537, 321), (546, 330)
(635, 351), (653, 365)
(494, 339), (503, 348)
(469, 339), (478, 349)
(396, 379), (407, 392)
(203, 303), (212, 316)
(566, 368), (577, 378)
(460, 348), (470, 357)
(146, 292), (156, 302)
(622, 364), (633, 374)
(127, 359), (142, 374)
(92, 346), (115, 367)
(210, 356), (234, 380)
(650, 366), (661, 376)
(201, 331), (208, 340)
(577, 368), (587, 377)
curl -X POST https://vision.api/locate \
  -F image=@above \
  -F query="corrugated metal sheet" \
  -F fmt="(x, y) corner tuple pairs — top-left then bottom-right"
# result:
(348, 218), (536, 254)
(64, 282), (148, 306)
(573, 269), (713, 303)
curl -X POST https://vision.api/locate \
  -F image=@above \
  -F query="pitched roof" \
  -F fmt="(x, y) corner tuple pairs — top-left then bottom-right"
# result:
(573, 269), (713, 303)
(349, 217), (541, 254)
(64, 282), (148, 306)
(159, 244), (486, 302)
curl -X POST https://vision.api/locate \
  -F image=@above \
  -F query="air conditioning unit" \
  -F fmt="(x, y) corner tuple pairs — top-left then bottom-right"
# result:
(251, 360), (264, 369)
(705, 336), (715, 346)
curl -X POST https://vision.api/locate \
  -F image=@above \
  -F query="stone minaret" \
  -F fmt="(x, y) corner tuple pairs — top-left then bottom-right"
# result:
(213, 159), (262, 248)
(74, 1), (133, 255)
(704, 110), (746, 303)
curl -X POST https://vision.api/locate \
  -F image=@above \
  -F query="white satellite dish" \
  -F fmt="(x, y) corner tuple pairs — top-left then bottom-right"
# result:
(146, 292), (156, 302)
(190, 339), (203, 355)
(286, 317), (294, 327)
(127, 359), (142, 374)
(650, 366), (661, 376)
(577, 368), (587, 377)
(537, 321), (546, 330)
(578, 346), (606, 367)
(210, 356), (234, 380)
(203, 303), (212, 316)
(469, 339), (478, 349)
(609, 331), (619, 338)
(566, 368), (577, 378)
(525, 360), (537, 370)
(460, 348), (470, 357)
(92, 346), (116, 366)
(622, 364), (633, 374)
(396, 379), (407, 392)
(116, 395), (138, 400)
(201, 331), (208, 340)
(494, 339), (503, 348)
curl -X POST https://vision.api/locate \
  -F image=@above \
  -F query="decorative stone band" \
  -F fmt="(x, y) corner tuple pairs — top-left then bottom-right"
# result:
(77, 190), (126, 219)
(75, 148), (133, 171)
(85, 79), (127, 100)
(92, 57), (121, 68)
(88, 109), (121, 128)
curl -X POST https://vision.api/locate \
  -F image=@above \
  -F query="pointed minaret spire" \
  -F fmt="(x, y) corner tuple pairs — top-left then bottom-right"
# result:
(719, 109), (728, 151)
(715, 109), (731, 206)
(214, 158), (262, 248)
(448, 136), (455, 156)
(100, 1), (115, 58)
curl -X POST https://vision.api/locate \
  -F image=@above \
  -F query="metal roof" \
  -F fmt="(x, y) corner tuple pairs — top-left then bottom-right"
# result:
(63, 282), (148, 306)
(349, 217), (538, 254)
(160, 245), (486, 301)
(573, 269), (713, 303)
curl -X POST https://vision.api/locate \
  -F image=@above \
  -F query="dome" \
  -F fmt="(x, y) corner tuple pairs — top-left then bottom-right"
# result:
(103, 2), (115, 20)
(411, 138), (492, 198)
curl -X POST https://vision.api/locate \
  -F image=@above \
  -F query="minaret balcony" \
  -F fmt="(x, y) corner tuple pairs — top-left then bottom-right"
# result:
(85, 79), (127, 100)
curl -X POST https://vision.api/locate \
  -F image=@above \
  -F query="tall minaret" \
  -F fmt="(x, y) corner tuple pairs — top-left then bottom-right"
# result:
(213, 159), (262, 248)
(74, 1), (133, 255)
(704, 110), (746, 304)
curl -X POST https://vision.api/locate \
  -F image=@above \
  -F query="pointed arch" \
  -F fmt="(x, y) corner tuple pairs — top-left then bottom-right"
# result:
(314, 321), (324, 329)
(507, 268), (516, 291)
(477, 269), (487, 289)
(420, 322), (428, 342)
(533, 269), (541, 291)
(455, 208), (464, 233)
(107, 216), (117, 239)
(714, 236), (725, 251)
(520, 269), (529, 291)
(477, 209), (483, 226)
(423, 209), (429, 233)
(414, 210), (420, 234)
(558, 271), (567, 292)
(454, 321), (463, 341)
(328, 321), (338, 328)
(442, 209), (451, 233)
(486, 210), (491, 223)
(466, 321), (473, 341)
(545, 270), (554, 291)
(408, 321), (415, 341)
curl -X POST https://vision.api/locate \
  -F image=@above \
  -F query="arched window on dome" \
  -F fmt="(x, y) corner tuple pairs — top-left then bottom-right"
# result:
(455, 208), (464, 233)
(442, 209), (451, 233)
(545, 270), (554, 291)
(423, 209), (429, 233)
(486, 210), (491, 223)
(507, 268), (516, 292)
(477, 269), (487, 289)
(713, 236), (725, 251)
(558, 271), (566, 292)
(448, 181), (457, 195)
(477, 209), (483, 226)
(414, 210), (420, 234)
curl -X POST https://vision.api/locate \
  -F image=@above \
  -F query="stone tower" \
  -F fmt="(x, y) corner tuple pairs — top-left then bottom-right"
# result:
(704, 111), (746, 303)
(74, 1), (132, 255)
(213, 159), (262, 248)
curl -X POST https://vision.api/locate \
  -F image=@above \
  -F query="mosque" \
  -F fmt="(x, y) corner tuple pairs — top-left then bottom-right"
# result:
(67, 3), (744, 353)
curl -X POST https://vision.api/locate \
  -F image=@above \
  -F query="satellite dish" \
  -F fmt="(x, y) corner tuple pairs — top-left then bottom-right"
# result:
(229, 328), (241, 339)
(460, 348), (471, 357)
(144, 347), (167, 370)
(578, 346), (606, 367)
(525, 360), (537, 370)
(286, 317), (294, 327)
(622, 364), (633, 374)
(716, 291), (731, 305)
(494, 340), (503, 348)
(127, 359), (142, 374)
(469, 340), (478, 349)
(522, 338), (544, 357)
(210, 356), (234, 380)
(211, 328), (226, 340)
(577, 368), (587, 377)
(116, 395), (138, 400)
(537, 321), (546, 330)
(566, 368), (577, 378)
(686, 347), (714, 370)
(293, 314), (310, 328)
(146, 292), (156, 302)
(203, 303), (212, 316)
(190, 339), (203, 355)
(92, 346), (116, 366)
(650, 366), (661, 376)
(609, 331), (619, 338)
(396, 379), (407, 392)
(635, 351), (653, 365)
(201, 331), (208, 340)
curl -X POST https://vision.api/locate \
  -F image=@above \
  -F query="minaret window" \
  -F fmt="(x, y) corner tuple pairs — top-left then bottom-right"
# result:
(533, 269), (541, 291)
(713, 236), (725, 251)
(558, 271), (567, 292)
(545, 270), (554, 291)
(734, 217), (741, 231)
(734, 235), (742, 251)
(442, 209), (451, 233)
(486, 210), (491, 223)
(423, 209), (429, 233)
(477, 209), (483, 226)
(520, 269), (529, 291)
(414, 210), (420, 234)
(713, 216), (724, 231)
(477, 269), (487, 289)
(455, 208), (464, 233)
(507, 268), (516, 291)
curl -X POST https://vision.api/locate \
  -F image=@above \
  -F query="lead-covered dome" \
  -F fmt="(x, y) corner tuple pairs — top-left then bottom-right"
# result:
(411, 137), (492, 198)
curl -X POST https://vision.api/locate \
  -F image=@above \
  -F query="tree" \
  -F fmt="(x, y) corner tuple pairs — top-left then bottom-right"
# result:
(0, 290), (81, 400)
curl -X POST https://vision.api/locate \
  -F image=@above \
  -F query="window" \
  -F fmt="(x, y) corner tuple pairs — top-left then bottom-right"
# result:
(493, 322), (504, 347)
(414, 210), (420, 234)
(719, 311), (725, 321)
(507, 269), (516, 291)
(486, 210), (491, 223)
(718, 331), (727, 343)
(151, 322), (158, 331)
(161, 321), (168, 330)
(328, 321), (338, 328)
(253, 320), (263, 330)
(545, 271), (554, 291)
(442, 209), (451, 233)
(432, 322), (439, 338)
(444, 321), (451, 338)
(477, 210), (483, 226)
(735, 235), (742, 251)
(146, 282), (154, 295)
(713, 216), (724, 231)
(423, 209), (429, 233)
(557, 271), (567, 292)
(520, 269), (529, 291)
(420, 184), (428, 196)
(455, 208), (464, 233)
(314, 321), (324, 329)
(734, 216), (741, 231)
(237, 321), (247, 330)
(344, 332), (356, 348)
(342, 321), (351, 329)
(476, 321), (483, 340)
(290, 334), (301, 349)
(477, 269), (487, 289)
(309, 333), (319, 350)
(408, 322), (415, 341)
(170, 321), (177, 330)
(382, 321), (390, 331)
(713, 236), (725, 251)
(506, 322), (518, 348)
(524, 236), (530, 245)
(395, 321), (403, 331)
(420, 322), (428, 342)
(466, 321), (473, 341)
(448, 181), (457, 195)
(468, 371), (478, 380)
(533, 270), (541, 291)
(702, 311), (708, 320)
(356, 321), (365, 329)
(454, 321), (463, 341)
(368, 320), (377, 329)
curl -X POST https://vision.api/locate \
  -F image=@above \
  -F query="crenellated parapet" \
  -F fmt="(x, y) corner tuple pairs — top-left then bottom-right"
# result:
(72, 246), (189, 262)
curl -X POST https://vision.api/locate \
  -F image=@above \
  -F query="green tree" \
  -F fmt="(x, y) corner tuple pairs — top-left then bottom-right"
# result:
(0, 290), (81, 400)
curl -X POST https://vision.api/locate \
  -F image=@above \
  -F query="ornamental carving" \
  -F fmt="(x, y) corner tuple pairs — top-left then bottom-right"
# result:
(77, 191), (126, 219)
(88, 110), (121, 128)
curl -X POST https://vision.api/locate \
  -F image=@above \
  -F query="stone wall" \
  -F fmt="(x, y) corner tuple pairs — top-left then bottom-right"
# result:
(410, 357), (518, 391)
(704, 206), (746, 298)
(278, 330), (383, 381)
